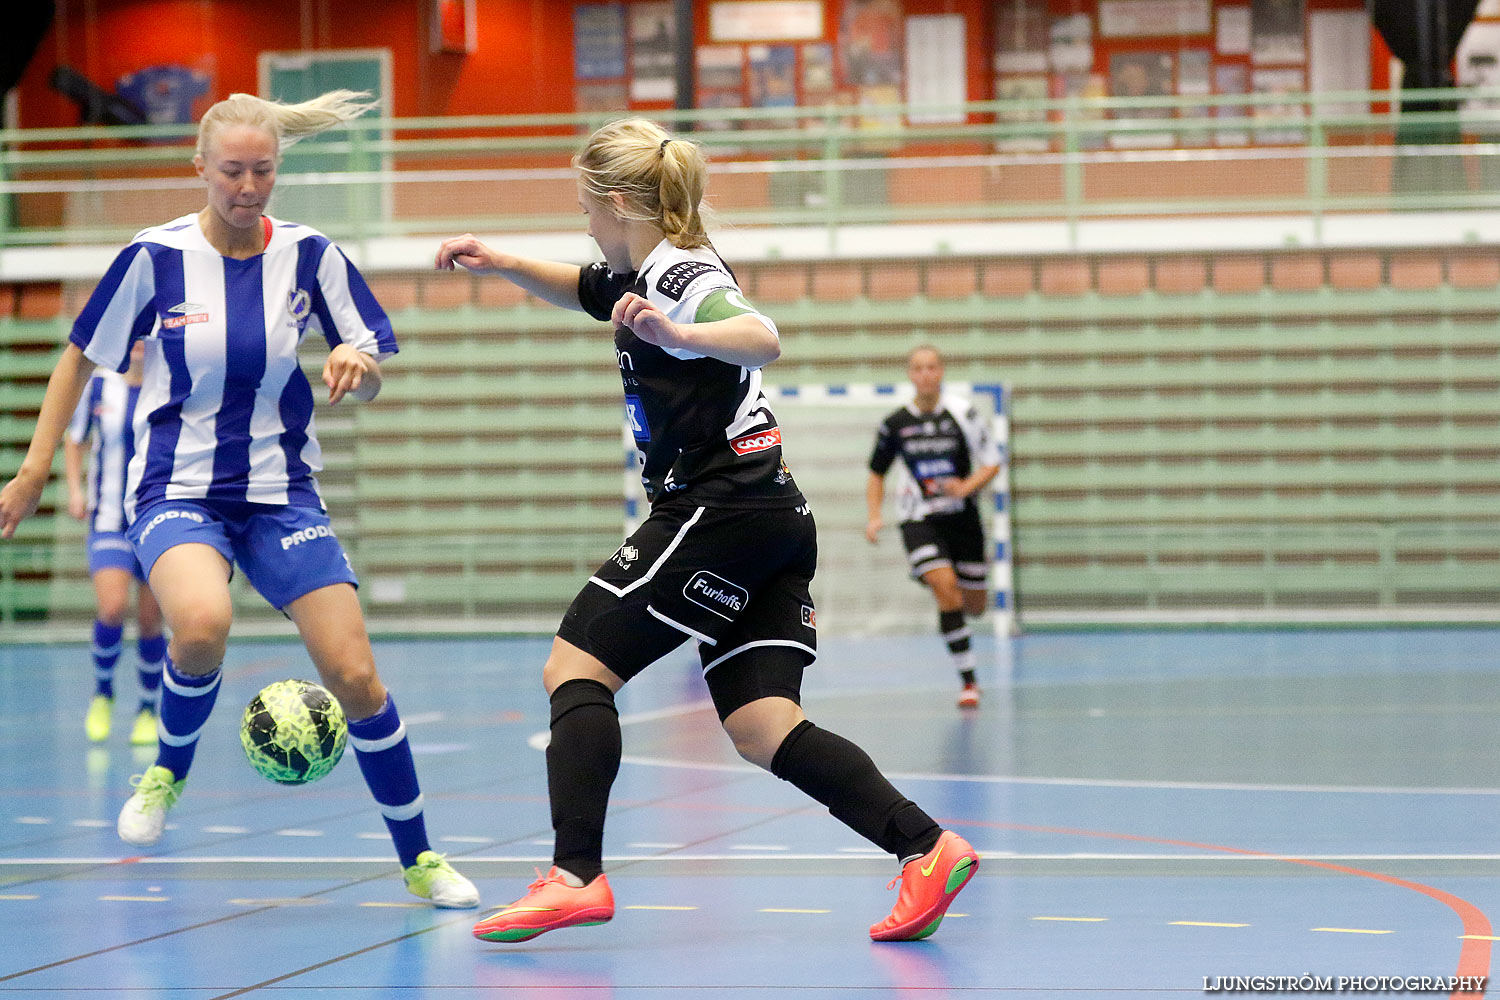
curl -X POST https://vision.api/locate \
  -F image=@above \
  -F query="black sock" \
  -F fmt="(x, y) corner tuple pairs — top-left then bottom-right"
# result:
(941, 609), (977, 683)
(939, 609), (970, 655)
(547, 679), (620, 884)
(770, 720), (941, 860)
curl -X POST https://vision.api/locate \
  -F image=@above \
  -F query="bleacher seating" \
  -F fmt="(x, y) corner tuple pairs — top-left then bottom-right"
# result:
(3, 241), (1499, 629)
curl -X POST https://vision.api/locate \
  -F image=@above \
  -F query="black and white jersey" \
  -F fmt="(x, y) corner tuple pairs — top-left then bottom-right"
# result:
(577, 239), (804, 509)
(869, 394), (1001, 523)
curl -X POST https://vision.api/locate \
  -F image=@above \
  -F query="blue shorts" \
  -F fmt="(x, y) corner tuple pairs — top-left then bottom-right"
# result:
(127, 499), (358, 611)
(87, 531), (145, 580)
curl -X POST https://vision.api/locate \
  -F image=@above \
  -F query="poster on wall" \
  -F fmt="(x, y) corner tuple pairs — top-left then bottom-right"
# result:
(748, 44), (798, 110)
(1098, 0), (1211, 38)
(577, 81), (629, 113)
(802, 42), (836, 101)
(1109, 50), (1175, 148)
(709, 1), (823, 42)
(1252, 66), (1306, 142)
(1252, 0), (1305, 65)
(1054, 71), (1108, 149)
(1049, 14), (1092, 73)
(1308, 9), (1370, 115)
(841, 0), (903, 87)
(1217, 6), (1251, 55)
(574, 4), (626, 80)
(1177, 49), (1213, 145)
(1214, 62), (1249, 145)
(697, 45), (744, 91)
(995, 0), (1048, 73)
(629, 2), (676, 102)
(996, 74), (1048, 150)
(906, 14), (966, 123)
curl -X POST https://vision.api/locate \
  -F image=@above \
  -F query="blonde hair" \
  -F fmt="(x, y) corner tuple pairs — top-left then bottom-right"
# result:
(573, 118), (711, 250)
(195, 89), (378, 160)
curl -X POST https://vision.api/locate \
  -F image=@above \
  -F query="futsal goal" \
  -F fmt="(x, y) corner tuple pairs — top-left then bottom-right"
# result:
(623, 381), (1013, 638)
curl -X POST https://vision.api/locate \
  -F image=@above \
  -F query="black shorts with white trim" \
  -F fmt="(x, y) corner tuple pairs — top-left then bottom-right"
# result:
(898, 506), (987, 588)
(557, 501), (819, 698)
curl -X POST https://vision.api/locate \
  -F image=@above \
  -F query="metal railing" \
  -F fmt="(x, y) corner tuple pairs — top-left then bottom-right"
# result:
(3, 88), (1500, 253)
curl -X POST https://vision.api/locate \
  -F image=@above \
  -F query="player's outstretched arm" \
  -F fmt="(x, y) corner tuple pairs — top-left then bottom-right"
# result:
(613, 293), (781, 369)
(0, 343), (95, 539)
(434, 233), (585, 312)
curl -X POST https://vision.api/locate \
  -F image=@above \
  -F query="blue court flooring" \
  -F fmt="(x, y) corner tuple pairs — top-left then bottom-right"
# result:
(2, 628), (1499, 997)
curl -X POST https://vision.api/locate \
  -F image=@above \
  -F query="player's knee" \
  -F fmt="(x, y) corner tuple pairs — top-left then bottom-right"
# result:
(722, 701), (805, 770)
(95, 597), (129, 626)
(724, 723), (782, 770)
(170, 630), (227, 675)
(165, 603), (229, 672)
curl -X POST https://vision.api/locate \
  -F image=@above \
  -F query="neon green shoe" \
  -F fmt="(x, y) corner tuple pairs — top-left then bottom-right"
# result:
(128, 708), (157, 747)
(85, 695), (113, 743)
(117, 765), (184, 847)
(403, 851), (480, 909)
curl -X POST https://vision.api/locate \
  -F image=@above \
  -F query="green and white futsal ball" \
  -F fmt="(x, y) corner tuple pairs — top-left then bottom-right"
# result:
(240, 679), (348, 785)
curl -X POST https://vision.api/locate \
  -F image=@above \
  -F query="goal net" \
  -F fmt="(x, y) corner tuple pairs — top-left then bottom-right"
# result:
(623, 381), (1013, 637)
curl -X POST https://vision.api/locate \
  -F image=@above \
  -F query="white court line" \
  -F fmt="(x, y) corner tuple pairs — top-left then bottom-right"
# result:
(612, 753), (1500, 797)
(7, 852), (1500, 866)
(518, 702), (1500, 798)
(401, 712), (445, 725)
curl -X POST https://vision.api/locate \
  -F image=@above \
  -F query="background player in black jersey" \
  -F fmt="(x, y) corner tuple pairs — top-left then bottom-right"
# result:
(436, 118), (979, 944)
(866, 346), (1002, 708)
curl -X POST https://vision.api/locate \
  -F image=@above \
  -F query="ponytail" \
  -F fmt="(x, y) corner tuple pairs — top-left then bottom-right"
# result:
(195, 89), (378, 159)
(574, 119), (712, 250)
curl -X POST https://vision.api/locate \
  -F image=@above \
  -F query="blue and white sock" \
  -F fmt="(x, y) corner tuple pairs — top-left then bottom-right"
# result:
(91, 620), (123, 698)
(348, 694), (431, 869)
(154, 660), (221, 781)
(137, 635), (166, 712)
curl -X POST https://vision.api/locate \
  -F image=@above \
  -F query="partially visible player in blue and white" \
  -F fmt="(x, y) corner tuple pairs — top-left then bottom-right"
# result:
(0, 89), (477, 909)
(64, 340), (166, 745)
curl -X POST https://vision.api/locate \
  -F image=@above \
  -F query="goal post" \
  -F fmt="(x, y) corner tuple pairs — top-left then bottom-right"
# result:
(621, 381), (1014, 638)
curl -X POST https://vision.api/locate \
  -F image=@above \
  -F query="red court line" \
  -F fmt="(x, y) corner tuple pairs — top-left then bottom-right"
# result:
(965, 819), (1492, 1000)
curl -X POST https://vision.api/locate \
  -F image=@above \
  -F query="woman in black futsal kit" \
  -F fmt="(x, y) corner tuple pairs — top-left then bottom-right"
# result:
(436, 117), (978, 944)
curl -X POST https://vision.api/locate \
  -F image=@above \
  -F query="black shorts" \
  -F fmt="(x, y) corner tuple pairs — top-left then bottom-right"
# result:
(899, 506), (988, 590)
(557, 502), (819, 713)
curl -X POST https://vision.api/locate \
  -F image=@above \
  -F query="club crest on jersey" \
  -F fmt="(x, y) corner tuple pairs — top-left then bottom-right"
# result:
(655, 260), (718, 301)
(730, 426), (781, 455)
(288, 289), (312, 323)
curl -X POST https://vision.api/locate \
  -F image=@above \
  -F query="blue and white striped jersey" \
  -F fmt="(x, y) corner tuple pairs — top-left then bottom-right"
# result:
(68, 214), (397, 520)
(66, 369), (140, 534)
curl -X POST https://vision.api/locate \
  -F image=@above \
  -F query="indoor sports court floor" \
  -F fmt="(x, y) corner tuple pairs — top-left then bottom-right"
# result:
(2, 628), (1499, 997)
